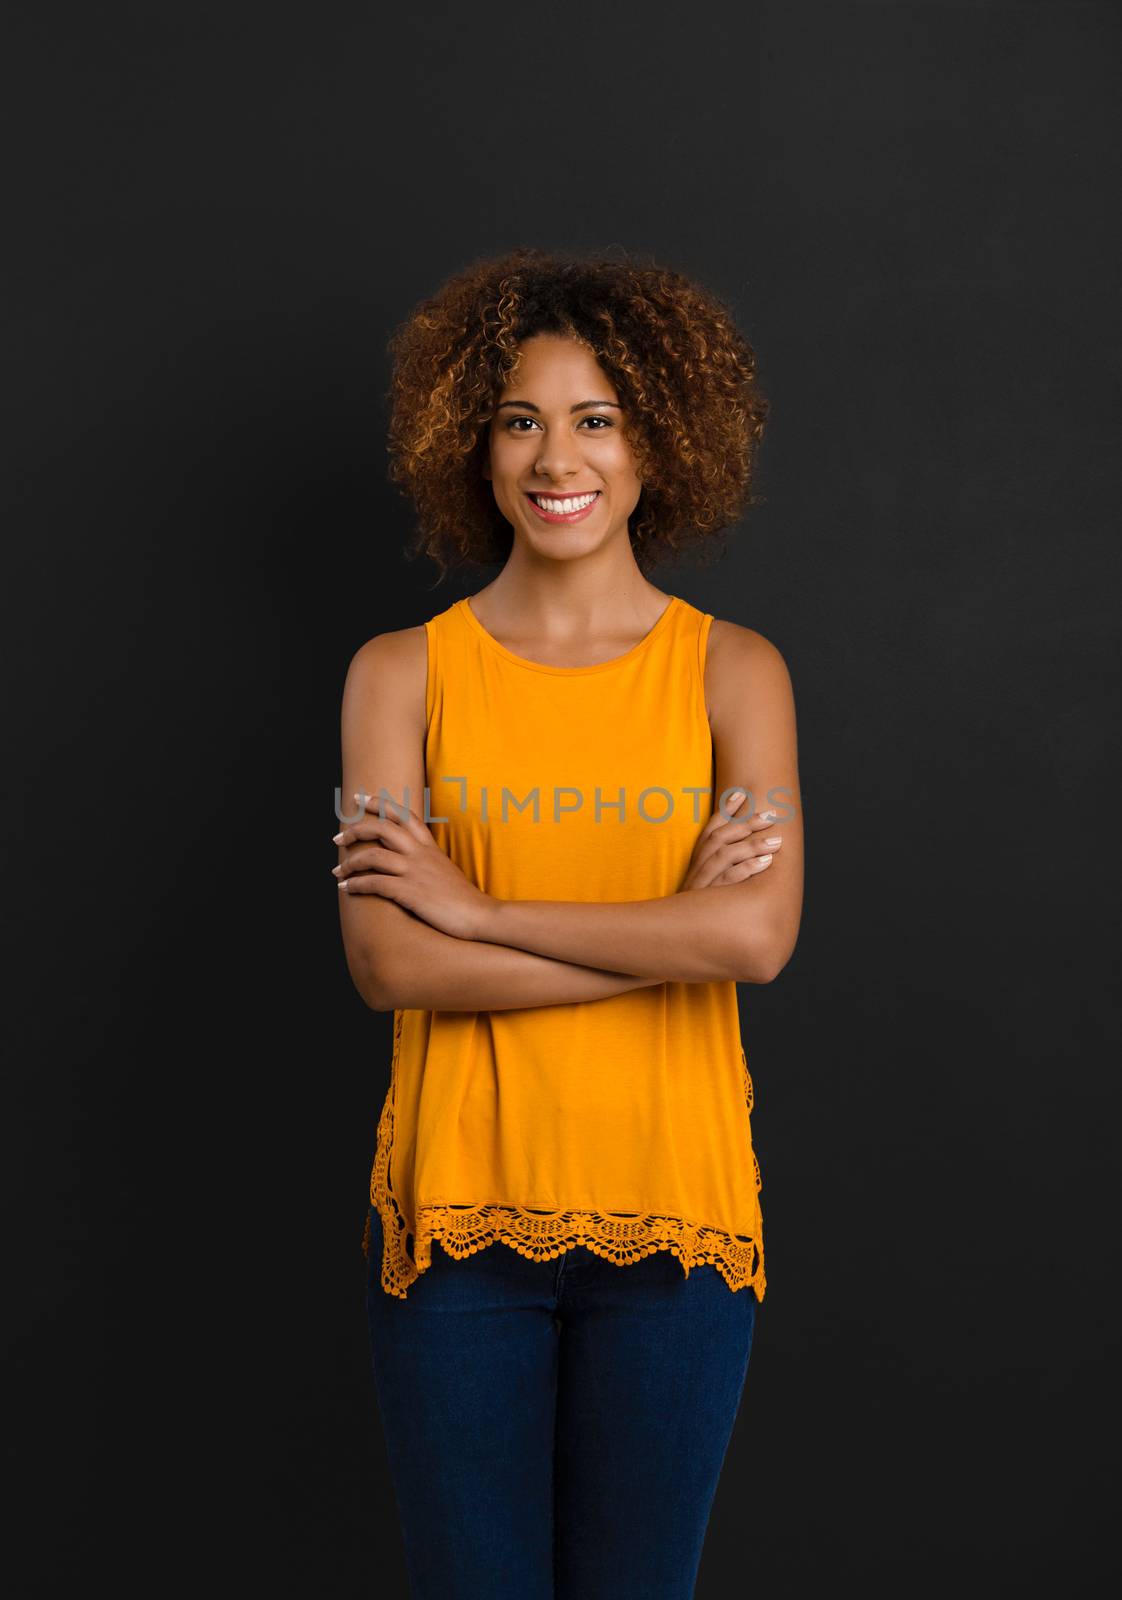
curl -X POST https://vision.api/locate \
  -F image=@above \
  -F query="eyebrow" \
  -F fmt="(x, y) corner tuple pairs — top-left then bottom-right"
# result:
(494, 399), (623, 413)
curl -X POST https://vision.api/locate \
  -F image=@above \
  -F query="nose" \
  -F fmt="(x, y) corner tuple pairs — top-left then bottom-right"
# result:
(532, 435), (582, 484)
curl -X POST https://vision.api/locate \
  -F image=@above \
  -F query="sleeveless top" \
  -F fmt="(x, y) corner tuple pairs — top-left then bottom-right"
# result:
(360, 592), (767, 1302)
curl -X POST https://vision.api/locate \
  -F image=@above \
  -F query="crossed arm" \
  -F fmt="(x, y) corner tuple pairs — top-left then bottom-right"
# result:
(336, 622), (803, 1013)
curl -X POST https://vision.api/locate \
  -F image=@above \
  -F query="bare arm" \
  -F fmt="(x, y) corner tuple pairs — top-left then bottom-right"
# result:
(359, 913), (666, 1013)
(337, 628), (665, 1012)
(474, 623), (805, 985)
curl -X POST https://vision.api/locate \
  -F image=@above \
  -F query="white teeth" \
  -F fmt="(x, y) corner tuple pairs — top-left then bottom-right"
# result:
(531, 492), (599, 514)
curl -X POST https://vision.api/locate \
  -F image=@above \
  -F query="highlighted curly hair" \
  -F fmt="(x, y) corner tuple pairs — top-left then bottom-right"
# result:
(386, 246), (770, 581)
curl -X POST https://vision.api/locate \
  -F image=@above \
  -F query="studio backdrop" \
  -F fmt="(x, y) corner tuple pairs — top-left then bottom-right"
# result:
(5, 3), (1119, 1595)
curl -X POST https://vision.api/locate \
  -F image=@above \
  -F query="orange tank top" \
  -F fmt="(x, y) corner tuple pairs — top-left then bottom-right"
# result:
(361, 592), (766, 1301)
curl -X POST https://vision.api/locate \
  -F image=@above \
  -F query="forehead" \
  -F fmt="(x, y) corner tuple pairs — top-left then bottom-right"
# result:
(500, 334), (615, 396)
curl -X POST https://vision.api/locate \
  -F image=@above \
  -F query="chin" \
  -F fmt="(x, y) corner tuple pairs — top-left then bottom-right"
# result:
(523, 531), (604, 561)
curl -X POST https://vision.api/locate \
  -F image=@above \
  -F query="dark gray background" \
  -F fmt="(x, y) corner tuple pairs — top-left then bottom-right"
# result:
(6, 2), (1119, 1594)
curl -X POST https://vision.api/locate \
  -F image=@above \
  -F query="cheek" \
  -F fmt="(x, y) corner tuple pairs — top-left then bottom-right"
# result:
(489, 437), (521, 482)
(605, 440), (643, 487)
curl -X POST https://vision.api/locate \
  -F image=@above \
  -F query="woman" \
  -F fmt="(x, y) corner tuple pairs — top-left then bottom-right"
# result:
(334, 247), (803, 1599)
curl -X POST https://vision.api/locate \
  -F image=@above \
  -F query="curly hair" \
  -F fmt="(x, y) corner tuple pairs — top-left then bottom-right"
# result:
(386, 246), (770, 582)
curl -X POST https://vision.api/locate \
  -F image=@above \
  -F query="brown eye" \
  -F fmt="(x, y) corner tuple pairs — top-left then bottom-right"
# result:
(503, 414), (613, 432)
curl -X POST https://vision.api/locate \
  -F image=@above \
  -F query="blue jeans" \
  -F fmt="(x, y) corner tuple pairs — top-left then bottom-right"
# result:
(364, 1207), (758, 1599)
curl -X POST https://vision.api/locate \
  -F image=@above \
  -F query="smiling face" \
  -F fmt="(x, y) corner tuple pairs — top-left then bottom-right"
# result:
(483, 333), (644, 558)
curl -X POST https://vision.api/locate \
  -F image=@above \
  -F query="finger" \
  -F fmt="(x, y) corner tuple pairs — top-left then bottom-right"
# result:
(333, 845), (405, 881)
(338, 871), (401, 898)
(684, 842), (773, 891)
(740, 850), (775, 874)
(719, 817), (783, 844)
(698, 812), (782, 868)
(715, 853), (774, 885)
(694, 823), (781, 880)
(353, 792), (430, 842)
(714, 837), (782, 872)
(333, 816), (406, 849)
(695, 821), (781, 869)
(693, 841), (775, 888)
(729, 807), (782, 836)
(704, 790), (749, 832)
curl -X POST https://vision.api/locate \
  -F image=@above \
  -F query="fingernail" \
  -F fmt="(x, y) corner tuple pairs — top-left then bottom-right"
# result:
(757, 854), (773, 866)
(331, 865), (342, 876)
(332, 832), (345, 845)
(762, 835), (782, 848)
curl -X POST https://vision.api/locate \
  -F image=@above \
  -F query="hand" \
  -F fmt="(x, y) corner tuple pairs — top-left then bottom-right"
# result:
(680, 791), (783, 891)
(333, 792), (496, 942)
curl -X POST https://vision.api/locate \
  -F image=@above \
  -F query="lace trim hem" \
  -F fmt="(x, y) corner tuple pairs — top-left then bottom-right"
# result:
(359, 1012), (766, 1304)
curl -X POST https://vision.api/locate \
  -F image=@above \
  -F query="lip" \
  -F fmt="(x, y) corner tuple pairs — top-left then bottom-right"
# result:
(523, 490), (602, 525)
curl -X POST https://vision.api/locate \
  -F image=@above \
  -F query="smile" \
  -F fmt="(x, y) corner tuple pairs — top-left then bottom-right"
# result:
(524, 490), (602, 524)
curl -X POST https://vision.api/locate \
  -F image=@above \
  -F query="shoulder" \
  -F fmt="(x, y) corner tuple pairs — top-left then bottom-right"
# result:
(346, 621), (428, 678)
(342, 623), (428, 719)
(703, 616), (794, 721)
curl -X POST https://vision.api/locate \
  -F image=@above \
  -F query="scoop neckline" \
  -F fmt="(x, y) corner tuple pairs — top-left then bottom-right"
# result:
(456, 593), (681, 676)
